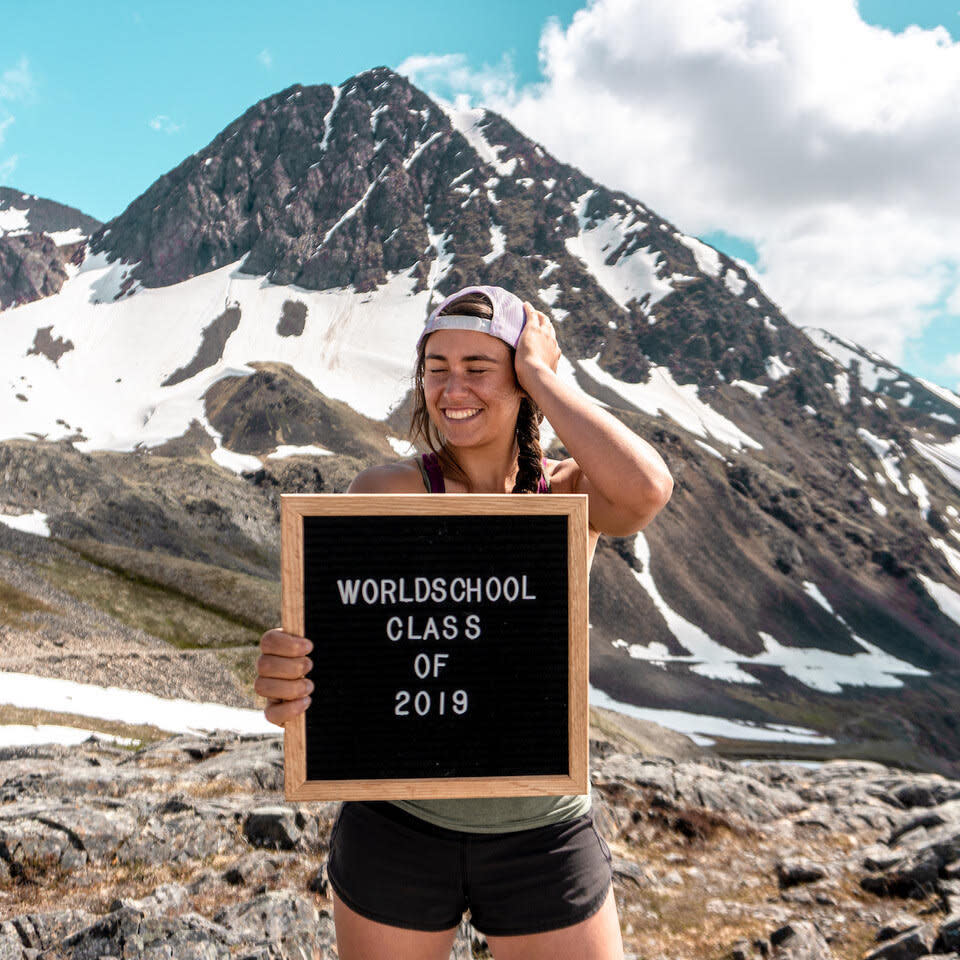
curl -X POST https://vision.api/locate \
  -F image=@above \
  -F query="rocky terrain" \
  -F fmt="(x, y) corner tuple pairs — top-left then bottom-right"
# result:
(2, 726), (960, 959)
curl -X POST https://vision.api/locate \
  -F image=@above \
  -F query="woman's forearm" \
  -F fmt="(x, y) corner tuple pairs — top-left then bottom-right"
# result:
(524, 364), (673, 511)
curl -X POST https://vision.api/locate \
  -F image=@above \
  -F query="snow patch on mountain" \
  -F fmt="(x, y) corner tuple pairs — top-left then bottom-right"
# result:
(611, 535), (928, 693)
(387, 436), (417, 457)
(0, 207), (31, 233)
(484, 222), (506, 265)
(723, 268), (746, 296)
(829, 372), (850, 405)
(49, 228), (88, 246)
(0, 254), (433, 454)
(0, 671), (273, 736)
(764, 356), (794, 381)
(403, 131), (442, 170)
(539, 284), (560, 308)
(916, 377), (960, 411)
(911, 436), (960, 492)
(0, 509), (50, 537)
(323, 167), (388, 245)
(267, 444), (334, 459)
(319, 85), (342, 152)
(857, 428), (910, 495)
(588, 683), (830, 746)
(800, 327), (922, 397)
(674, 233), (721, 278)
(435, 102), (517, 177)
(918, 574), (960, 629)
(731, 379), (768, 399)
(566, 190), (672, 312)
(907, 473), (932, 520)
(539, 260), (559, 281)
(931, 537), (960, 578)
(578, 355), (763, 452)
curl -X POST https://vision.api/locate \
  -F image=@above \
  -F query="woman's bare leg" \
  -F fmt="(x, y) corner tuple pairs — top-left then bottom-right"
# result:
(484, 886), (624, 960)
(332, 890), (460, 960)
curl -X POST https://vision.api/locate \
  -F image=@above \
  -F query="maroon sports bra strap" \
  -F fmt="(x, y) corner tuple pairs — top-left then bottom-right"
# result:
(537, 457), (551, 494)
(422, 452), (445, 493)
(423, 452), (548, 493)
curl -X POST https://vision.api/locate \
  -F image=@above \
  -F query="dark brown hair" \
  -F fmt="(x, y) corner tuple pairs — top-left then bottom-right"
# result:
(409, 292), (545, 493)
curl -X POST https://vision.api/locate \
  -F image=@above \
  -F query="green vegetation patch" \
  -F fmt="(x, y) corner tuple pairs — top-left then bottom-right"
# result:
(0, 577), (54, 630)
(64, 538), (279, 630)
(36, 554), (262, 650)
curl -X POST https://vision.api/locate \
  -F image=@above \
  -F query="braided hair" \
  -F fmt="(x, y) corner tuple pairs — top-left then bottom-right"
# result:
(409, 292), (546, 493)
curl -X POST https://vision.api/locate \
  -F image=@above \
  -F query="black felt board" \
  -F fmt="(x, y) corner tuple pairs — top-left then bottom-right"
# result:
(302, 513), (569, 782)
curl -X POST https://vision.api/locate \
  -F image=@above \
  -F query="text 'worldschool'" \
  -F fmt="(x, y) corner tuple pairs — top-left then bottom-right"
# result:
(335, 575), (537, 605)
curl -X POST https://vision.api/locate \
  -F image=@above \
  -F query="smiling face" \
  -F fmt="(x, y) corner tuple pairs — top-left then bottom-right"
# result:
(421, 328), (524, 447)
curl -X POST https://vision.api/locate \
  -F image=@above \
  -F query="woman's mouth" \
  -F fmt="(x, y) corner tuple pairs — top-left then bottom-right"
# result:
(443, 407), (482, 421)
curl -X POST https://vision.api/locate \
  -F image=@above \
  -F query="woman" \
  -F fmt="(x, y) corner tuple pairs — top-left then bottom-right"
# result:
(256, 284), (674, 960)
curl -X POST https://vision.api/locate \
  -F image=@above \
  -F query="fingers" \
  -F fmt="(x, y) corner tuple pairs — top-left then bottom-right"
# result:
(257, 628), (315, 725)
(523, 301), (556, 333)
(254, 673), (314, 702)
(263, 695), (312, 727)
(257, 652), (313, 680)
(257, 654), (313, 684)
(261, 628), (313, 657)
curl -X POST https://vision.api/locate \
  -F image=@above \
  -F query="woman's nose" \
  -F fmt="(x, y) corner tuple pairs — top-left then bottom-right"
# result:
(442, 373), (470, 398)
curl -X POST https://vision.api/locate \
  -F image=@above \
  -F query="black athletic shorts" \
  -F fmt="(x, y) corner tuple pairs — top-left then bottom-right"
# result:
(326, 800), (613, 937)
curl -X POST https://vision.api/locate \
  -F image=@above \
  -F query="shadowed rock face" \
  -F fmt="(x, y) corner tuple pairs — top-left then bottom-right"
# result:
(0, 234), (70, 310)
(0, 187), (101, 311)
(277, 299), (307, 337)
(0, 187), (102, 239)
(1, 733), (959, 959)
(26, 325), (75, 366)
(162, 306), (242, 387)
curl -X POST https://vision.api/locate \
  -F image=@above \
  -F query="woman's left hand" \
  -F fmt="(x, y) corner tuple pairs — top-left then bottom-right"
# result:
(515, 301), (561, 391)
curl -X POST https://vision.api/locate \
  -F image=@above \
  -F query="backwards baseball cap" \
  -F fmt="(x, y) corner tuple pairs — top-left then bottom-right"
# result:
(417, 285), (526, 351)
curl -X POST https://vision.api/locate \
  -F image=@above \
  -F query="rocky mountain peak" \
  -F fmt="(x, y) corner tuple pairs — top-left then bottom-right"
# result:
(0, 187), (101, 310)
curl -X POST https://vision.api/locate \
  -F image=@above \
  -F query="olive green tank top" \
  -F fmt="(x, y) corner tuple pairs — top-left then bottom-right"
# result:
(387, 454), (592, 833)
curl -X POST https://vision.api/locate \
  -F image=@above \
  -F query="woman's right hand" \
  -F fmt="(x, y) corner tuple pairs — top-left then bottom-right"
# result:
(255, 628), (314, 727)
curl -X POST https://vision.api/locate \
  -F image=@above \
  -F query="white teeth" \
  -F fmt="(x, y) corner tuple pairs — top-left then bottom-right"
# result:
(445, 408), (481, 420)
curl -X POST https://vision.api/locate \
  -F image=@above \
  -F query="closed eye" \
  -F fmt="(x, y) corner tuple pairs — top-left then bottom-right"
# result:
(427, 367), (491, 374)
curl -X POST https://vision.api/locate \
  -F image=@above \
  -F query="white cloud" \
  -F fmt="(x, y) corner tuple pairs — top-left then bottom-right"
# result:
(400, 0), (960, 372)
(0, 56), (33, 102)
(0, 55), (32, 174)
(0, 154), (17, 181)
(397, 51), (519, 105)
(946, 352), (960, 392)
(148, 114), (182, 135)
(258, 49), (273, 69)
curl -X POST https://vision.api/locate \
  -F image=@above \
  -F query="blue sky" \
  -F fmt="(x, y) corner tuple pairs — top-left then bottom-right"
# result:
(1, 0), (958, 394)
(0, 0), (583, 222)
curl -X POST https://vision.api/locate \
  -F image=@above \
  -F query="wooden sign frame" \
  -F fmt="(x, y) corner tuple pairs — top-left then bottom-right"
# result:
(280, 493), (589, 801)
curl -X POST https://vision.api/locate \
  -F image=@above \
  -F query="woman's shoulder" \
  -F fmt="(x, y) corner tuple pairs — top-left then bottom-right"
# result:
(347, 458), (426, 494)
